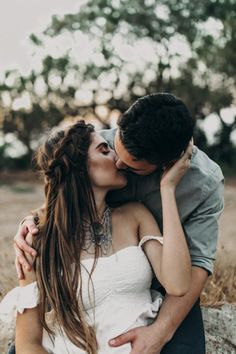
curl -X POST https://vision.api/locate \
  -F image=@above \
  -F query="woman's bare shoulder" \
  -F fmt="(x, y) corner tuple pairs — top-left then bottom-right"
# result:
(112, 202), (150, 219)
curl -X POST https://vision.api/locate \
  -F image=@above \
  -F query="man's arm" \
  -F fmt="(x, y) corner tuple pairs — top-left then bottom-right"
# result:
(151, 267), (207, 344)
(109, 179), (224, 353)
(109, 266), (207, 354)
(14, 217), (38, 278)
(14, 206), (45, 279)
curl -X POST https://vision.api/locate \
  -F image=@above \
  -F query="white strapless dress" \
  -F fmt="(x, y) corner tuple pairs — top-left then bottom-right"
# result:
(0, 236), (163, 354)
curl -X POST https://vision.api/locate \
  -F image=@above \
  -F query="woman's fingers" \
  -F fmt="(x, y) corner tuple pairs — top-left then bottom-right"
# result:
(160, 139), (194, 189)
(182, 139), (194, 162)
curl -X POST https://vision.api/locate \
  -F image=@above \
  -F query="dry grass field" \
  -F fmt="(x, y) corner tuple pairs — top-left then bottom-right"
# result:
(0, 172), (235, 352)
(201, 178), (236, 306)
(0, 172), (235, 302)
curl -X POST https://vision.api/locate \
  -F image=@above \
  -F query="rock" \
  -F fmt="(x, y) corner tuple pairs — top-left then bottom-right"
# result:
(202, 304), (236, 354)
(1, 304), (236, 353)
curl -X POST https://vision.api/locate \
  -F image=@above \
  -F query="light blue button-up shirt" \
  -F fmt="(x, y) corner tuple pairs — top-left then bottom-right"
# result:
(101, 128), (224, 276)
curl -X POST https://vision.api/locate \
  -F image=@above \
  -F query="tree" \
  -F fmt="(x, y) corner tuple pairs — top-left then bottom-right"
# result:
(0, 0), (235, 169)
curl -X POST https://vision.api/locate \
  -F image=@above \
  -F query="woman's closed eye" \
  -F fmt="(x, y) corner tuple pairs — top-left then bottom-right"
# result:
(103, 149), (110, 154)
(102, 148), (110, 155)
(96, 141), (112, 155)
(101, 145), (112, 155)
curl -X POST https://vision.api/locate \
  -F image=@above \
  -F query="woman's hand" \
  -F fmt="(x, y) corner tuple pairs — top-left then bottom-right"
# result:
(160, 139), (193, 191)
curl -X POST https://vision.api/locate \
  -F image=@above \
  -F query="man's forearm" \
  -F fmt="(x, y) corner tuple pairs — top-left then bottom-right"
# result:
(151, 266), (208, 344)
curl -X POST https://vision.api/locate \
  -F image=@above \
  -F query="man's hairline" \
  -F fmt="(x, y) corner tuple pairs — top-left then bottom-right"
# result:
(114, 130), (158, 172)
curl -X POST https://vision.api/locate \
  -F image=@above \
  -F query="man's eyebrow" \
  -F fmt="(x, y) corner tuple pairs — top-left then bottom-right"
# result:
(96, 142), (109, 150)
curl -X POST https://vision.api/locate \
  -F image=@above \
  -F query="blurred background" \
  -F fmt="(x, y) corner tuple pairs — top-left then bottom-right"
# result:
(0, 0), (235, 340)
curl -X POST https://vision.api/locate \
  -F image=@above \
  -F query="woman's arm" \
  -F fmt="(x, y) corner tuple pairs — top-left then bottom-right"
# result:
(16, 235), (48, 354)
(136, 202), (191, 296)
(16, 307), (48, 354)
(136, 143), (193, 296)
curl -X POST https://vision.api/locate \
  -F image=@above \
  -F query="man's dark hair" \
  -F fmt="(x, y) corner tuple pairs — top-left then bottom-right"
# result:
(117, 93), (195, 166)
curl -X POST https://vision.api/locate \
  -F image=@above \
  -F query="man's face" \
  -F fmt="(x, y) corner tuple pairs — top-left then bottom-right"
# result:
(114, 130), (158, 176)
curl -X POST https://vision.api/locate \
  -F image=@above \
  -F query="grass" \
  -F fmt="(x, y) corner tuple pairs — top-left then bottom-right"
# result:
(201, 261), (236, 307)
(10, 185), (35, 193)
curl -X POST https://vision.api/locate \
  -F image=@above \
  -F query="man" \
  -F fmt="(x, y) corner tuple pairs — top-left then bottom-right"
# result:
(13, 93), (224, 354)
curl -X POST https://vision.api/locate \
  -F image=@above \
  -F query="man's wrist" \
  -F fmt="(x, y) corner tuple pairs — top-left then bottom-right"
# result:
(148, 319), (175, 347)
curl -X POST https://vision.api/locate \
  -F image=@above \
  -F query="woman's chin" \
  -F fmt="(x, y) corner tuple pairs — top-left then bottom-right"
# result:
(111, 175), (128, 190)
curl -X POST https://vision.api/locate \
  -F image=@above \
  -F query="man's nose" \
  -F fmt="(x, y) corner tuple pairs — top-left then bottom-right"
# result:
(115, 159), (127, 170)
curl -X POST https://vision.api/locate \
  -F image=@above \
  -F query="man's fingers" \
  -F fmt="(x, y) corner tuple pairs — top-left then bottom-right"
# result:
(13, 214), (38, 279)
(109, 329), (136, 347)
(14, 236), (36, 257)
(24, 219), (39, 235)
(14, 243), (31, 270)
(15, 258), (24, 280)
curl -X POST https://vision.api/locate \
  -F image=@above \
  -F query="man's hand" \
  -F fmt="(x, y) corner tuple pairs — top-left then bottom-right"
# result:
(109, 267), (208, 354)
(109, 324), (168, 354)
(14, 216), (39, 279)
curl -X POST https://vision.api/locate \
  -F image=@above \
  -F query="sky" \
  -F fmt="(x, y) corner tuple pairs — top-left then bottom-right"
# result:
(0, 0), (235, 151)
(0, 0), (83, 74)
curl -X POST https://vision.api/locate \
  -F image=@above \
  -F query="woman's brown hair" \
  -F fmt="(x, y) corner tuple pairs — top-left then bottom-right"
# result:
(33, 121), (99, 353)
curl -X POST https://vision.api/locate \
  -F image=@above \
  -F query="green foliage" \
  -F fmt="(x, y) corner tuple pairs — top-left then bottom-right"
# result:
(29, 34), (43, 47)
(0, 0), (235, 170)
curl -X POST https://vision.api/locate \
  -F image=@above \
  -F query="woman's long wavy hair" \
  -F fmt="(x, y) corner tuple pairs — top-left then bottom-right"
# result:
(33, 121), (100, 354)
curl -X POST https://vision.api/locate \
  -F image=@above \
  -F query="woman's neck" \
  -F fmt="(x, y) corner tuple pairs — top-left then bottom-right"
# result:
(93, 188), (108, 219)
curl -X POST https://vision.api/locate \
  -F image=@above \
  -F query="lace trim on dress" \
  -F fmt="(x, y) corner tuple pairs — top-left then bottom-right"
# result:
(0, 282), (40, 347)
(139, 235), (163, 248)
(0, 282), (39, 322)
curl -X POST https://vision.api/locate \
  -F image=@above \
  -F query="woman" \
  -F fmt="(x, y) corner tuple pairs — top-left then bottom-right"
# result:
(1, 121), (192, 354)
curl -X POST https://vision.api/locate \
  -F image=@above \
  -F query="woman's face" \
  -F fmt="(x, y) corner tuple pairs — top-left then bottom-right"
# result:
(87, 132), (127, 190)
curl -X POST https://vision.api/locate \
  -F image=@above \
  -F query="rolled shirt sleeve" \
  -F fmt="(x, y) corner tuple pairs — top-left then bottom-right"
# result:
(184, 180), (224, 274)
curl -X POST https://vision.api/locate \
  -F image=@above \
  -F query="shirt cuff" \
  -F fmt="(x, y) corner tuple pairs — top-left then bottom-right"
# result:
(191, 255), (214, 275)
